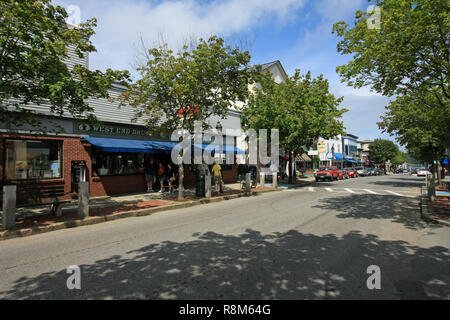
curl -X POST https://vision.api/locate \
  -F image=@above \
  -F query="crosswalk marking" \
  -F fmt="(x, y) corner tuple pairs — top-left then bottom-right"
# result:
(284, 186), (419, 197)
(364, 189), (380, 195)
(386, 190), (403, 196)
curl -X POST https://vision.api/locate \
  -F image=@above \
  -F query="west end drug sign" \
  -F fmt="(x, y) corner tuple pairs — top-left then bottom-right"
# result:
(76, 123), (148, 136)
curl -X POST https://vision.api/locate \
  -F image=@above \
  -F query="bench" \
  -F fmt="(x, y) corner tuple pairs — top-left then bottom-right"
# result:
(1, 185), (70, 217)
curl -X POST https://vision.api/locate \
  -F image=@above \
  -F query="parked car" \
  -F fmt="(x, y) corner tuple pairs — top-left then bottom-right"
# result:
(375, 168), (385, 175)
(338, 169), (349, 180)
(315, 166), (340, 182)
(366, 168), (376, 176)
(344, 167), (358, 178)
(409, 167), (421, 175)
(355, 167), (368, 176)
(393, 168), (403, 174)
(416, 168), (431, 176)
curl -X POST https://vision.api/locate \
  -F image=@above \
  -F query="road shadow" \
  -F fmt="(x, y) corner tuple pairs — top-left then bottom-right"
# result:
(368, 178), (424, 189)
(312, 194), (430, 231)
(1, 229), (448, 300)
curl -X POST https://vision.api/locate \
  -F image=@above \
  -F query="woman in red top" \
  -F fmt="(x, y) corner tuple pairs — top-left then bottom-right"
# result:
(157, 162), (166, 193)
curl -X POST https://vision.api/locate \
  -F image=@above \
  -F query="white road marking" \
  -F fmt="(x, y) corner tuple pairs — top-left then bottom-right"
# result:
(325, 188), (333, 193)
(308, 187), (315, 192)
(345, 188), (356, 194)
(386, 190), (403, 196)
(364, 189), (380, 195)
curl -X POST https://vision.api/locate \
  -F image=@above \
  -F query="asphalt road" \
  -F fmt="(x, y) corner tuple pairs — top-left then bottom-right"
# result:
(0, 174), (449, 300)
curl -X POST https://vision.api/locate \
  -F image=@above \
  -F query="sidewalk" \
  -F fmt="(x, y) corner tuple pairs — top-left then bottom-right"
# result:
(2, 178), (313, 241)
(421, 181), (450, 226)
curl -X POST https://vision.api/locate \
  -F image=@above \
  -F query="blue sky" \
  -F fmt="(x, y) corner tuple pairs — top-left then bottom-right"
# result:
(57, 0), (395, 142)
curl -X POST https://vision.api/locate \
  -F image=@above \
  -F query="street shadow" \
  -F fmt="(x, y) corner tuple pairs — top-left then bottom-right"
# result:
(368, 177), (424, 189)
(312, 194), (429, 231)
(1, 229), (448, 300)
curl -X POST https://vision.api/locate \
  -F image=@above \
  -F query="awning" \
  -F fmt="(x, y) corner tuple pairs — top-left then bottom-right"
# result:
(193, 144), (246, 155)
(346, 159), (358, 163)
(296, 154), (312, 162)
(85, 137), (246, 155)
(84, 137), (177, 154)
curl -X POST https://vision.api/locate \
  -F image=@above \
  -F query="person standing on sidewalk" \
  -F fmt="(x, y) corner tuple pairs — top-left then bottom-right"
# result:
(212, 162), (223, 194)
(157, 162), (167, 193)
(144, 158), (156, 193)
(167, 163), (178, 194)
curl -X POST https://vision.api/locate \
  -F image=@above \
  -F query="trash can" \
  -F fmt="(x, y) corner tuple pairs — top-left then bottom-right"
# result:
(196, 173), (206, 197)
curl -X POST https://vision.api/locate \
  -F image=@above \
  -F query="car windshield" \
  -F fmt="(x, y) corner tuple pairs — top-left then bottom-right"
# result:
(344, 168), (354, 171)
(319, 167), (335, 171)
(355, 167), (363, 170)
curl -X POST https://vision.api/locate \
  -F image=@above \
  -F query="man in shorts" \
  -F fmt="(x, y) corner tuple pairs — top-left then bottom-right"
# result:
(212, 162), (223, 194)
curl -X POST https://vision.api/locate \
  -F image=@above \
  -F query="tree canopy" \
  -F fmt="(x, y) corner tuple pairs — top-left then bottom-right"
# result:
(369, 139), (400, 164)
(0, 0), (130, 129)
(333, 0), (449, 104)
(120, 36), (255, 136)
(241, 70), (347, 153)
(379, 91), (449, 163)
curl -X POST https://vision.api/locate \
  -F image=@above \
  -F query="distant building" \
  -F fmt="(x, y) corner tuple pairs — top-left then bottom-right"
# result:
(357, 140), (373, 165)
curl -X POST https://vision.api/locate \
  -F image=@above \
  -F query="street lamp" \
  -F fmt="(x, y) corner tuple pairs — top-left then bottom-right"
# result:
(216, 121), (223, 163)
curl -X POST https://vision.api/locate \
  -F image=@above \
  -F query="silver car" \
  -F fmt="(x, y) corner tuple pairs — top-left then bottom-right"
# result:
(355, 167), (368, 176)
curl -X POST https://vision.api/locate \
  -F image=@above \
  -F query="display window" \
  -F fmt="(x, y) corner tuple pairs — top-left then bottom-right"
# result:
(91, 151), (145, 176)
(5, 139), (62, 180)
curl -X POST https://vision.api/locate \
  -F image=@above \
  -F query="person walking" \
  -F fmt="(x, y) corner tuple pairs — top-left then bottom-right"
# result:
(157, 162), (167, 193)
(144, 158), (157, 193)
(212, 162), (223, 194)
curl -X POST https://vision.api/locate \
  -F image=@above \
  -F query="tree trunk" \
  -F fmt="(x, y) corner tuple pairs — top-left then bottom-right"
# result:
(429, 161), (436, 202)
(437, 160), (443, 187)
(288, 149), (293, 184)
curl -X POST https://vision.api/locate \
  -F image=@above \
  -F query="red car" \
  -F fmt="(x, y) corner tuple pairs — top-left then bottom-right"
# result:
(315, 166), (340, 182)
(338, 169), (349, 180)
(344, 167), (358, 178)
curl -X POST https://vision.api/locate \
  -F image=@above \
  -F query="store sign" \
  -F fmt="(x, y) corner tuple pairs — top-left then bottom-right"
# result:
(76, 123), (148, 136)
(317, 141), (326, 154)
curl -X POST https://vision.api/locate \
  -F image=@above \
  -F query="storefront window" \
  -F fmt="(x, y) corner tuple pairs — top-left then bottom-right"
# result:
(92, 151), (144, 176)
(5, 139), (62, 180)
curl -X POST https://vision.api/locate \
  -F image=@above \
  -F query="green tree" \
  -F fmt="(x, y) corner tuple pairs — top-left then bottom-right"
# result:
(369, 139), (399, 165)
(379, 91), (448, 185)
(0, 0), (130, 129)
(121, 35), (255, 199)
(392, 151), (406, 165)
(241, 70), (347, 183)
(332, 0), (449, 105)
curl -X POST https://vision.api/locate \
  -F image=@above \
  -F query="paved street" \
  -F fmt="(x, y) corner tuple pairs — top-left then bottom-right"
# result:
(0, 174), (449, 300)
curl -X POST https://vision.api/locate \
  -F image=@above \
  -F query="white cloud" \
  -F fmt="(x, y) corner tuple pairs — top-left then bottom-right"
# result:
(313, 0), (366, 22)
(60, 0), (305, 75)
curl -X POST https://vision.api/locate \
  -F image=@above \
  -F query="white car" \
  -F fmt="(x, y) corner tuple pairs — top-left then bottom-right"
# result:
(355, 167), (368, 176)
(416, 168), (431, 176)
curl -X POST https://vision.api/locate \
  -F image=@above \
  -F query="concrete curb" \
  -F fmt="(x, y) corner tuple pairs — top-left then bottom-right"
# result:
(420, 196), (450, 227)
(0, 188), (284, 241)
